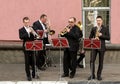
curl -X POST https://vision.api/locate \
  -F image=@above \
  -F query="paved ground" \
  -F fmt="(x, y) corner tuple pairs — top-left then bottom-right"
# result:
(0, 64), (120, 82)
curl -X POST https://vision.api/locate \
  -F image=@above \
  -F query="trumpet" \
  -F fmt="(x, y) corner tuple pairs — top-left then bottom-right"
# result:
(60, 25), (71, 36)
(29, 26), (40, 39)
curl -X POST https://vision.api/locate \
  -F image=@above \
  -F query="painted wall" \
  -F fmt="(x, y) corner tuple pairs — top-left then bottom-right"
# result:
(0, 0), (82, 40)
(111, 0), (120, 44)
(0, 0), (120, 44)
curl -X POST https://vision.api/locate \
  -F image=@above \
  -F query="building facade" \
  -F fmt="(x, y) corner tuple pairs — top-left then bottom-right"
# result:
(0, 0), (120, 44)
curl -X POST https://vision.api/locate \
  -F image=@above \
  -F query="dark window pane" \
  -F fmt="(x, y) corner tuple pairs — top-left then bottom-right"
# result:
(83, 0), (110, 7)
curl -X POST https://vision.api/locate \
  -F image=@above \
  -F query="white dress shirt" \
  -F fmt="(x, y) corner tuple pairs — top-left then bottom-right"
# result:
(24, 26), (31, 37)
(39, 20), (47, 38)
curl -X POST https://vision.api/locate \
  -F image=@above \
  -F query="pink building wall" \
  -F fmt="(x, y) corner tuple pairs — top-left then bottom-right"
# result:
(0, 0), (82, 40)
(111, 0), (120, 44)
(0, 0), (120, 44)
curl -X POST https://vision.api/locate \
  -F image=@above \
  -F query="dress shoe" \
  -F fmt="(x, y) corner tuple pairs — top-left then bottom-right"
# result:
(69, 75), (74, 78)
(78, 64), (84, 68)
(32, 75), (35, 78)
(61, 74), (69, 77)
(88, 75), (95, 80)
(32, 73), (35, 78)
(38, 67), (46, 71)
(97, 76), (102, 80)
(27, 77), (32, 81)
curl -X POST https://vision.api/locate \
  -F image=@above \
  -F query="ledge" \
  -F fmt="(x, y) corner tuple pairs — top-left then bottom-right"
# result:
(0, 40), (120, 50)
(0, 40), (22, 50)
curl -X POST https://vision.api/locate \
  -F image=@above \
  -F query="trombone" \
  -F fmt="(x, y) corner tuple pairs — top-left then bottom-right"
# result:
(45, 19), (55, 35)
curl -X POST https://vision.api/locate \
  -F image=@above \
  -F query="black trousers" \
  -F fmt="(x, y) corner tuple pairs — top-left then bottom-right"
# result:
(24, 50), (35, 77)
(90, 49), (105, 77)
(77, 53), (85, 65)
(36, 50), (45, 68)
(36, 38), (49, 68)
(63, 49), (77, 76)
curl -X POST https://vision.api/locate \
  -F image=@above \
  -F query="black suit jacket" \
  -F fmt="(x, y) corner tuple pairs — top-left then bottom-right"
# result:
(33, 20), (46, 30)
(33, 20), (49, 44)
(19, 27), (34, 49)
(89, 25), (110, 51)
(62, 25), (83, 51)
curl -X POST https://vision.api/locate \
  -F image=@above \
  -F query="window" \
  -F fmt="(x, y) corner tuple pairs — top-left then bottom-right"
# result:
(82, 0), (110, 39)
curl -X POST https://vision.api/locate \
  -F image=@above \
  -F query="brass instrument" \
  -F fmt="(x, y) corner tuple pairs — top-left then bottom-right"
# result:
(29, 26), (40, 39)
(95, 27), (100, 40)
(47, 27), (55, 35)
(45, 20), (55, 35)
(60, 25), (71, 36)
(76, 21), (83, 31)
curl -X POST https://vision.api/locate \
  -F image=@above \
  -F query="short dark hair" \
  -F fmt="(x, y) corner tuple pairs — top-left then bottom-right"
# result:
(70, 17), (76, 22)
(40, 14), (47, 19)
(23, 17), (29, 22)
(96, 16), (102, 19)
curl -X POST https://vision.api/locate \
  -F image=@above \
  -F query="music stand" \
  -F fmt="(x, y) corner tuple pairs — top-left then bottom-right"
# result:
(83, 39), (101, 49)
(51, 37), (69, 81)
(83, 38), (101, 84)
(25, 40), (43, 79)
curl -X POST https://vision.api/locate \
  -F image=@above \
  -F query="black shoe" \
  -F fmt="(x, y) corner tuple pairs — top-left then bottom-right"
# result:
(61, 74), (69, 77)
(97, 76), (102, 80)
(32, 73), (35, 78)
(69, 75), (74, 78)
(32, 75), (35, 78)
(78, 64), (84, 68)
(38, 67), (46, 71)
(27, 76), (32, 81)
(88, 75), (95, 80)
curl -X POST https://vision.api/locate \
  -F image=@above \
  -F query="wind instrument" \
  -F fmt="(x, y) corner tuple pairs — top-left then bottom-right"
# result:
(29, 26), (40, 39)
(76, 21), (82, 31)
(95, 27), (100, 40)
(45, 19), (55, 35)
(60, 25), (71, 36)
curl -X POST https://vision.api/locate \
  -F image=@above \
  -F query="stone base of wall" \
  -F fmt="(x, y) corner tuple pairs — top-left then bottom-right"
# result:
(0, 40), (120, 64)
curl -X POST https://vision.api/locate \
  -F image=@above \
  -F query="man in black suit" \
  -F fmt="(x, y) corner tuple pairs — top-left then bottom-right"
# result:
(33, 14), (49, 69)
(61, 17), (83, 78)
(88, 16), (110, 80)
(19, 17), (36, 81)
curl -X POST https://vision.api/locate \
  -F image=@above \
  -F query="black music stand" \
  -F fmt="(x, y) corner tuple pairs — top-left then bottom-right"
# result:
(51, 37), (69, 81)
(83, 38), (101, 84)
(25, 40), (43, 79)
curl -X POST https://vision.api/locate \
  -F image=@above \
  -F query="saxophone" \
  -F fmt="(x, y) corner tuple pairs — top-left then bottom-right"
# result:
(95, 27), (100, 40)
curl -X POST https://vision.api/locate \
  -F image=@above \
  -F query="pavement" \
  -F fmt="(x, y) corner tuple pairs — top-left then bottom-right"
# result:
(0, 64), (120, 83)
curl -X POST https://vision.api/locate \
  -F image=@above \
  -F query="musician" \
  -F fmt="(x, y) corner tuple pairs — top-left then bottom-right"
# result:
(77, 38), (85, 68)
(19, 17), (36, 81)
(76, 21), (85, 68)
(61, 17), (83, 78)
(33, 14), (49, 70)
(88, 16), (110, 80)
